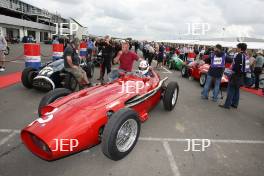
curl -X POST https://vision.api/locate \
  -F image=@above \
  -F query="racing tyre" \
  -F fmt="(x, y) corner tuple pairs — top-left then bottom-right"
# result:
(181, 66), (188, 77)
(163, 81), (179, 111)
(38, 88), (71, 116)
(87, 62), (95, 78)
(259, 78), (264, 89)
(64, 73), (78, 91)
(21, 67), (37, 89)
(199, 73), (207, 87)
(102, 108), (141, 161)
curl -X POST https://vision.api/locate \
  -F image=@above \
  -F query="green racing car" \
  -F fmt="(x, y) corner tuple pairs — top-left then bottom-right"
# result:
(167, 54), (184, 70)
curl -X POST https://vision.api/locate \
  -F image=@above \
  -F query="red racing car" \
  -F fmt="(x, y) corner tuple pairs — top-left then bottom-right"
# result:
(181, 60), (231, 87)
(21, 70), (179, 161)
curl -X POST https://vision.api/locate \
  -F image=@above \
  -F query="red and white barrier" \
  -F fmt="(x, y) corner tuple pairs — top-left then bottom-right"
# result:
(52, 44), (64, 61)
(79, 42), (87, 58)
(24, 43), (41, 69)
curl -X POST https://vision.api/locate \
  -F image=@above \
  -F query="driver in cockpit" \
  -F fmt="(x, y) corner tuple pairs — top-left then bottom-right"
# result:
(108, 60), (154, 82)
(137, 60), (154, 77)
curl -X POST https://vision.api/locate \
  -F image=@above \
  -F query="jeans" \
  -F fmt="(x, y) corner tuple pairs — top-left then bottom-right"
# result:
(224, 83), (240, 107)
(147, 53), (154, 66)
(201, 74), (221, 101)
(101, 61), (111, 78)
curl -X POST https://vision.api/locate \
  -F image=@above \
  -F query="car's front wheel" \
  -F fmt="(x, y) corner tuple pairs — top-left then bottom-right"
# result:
(101, 108), (140, 161)
(38, 88), (71, 116)
(21, 67), (37, 89)
(64, 73), (78, 91)
(163, 81), (179, 111)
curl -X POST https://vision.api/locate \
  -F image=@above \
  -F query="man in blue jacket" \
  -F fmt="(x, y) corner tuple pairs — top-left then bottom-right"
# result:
(219, 43), (248, 109)
(201, 44), (226, 102)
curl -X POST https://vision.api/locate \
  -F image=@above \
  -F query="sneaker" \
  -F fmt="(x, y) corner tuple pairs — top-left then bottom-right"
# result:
(231, 105), (238, 109)
(219, 104), (230, 109)
(97, 77), (104, 81)
(201, 96), (208, 100)
(211, 98), (218, 102)
(82, 82), (93, 89)
(0, 67), (5, 72)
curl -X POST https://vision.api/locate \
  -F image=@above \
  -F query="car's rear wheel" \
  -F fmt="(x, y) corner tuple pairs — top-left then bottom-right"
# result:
(101, 108), (140, 161)
(38, 88), (71, 117)
(181, 66), (188, 77)
(200, 73), (207, 87)
(87, 62), (95, 78)
(21, 67), (37, 89)
(64, 73), (78, 91)
(163, 82), (179, 111)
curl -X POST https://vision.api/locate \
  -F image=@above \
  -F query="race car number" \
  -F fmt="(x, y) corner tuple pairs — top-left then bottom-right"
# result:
(27, 108), (58, 127)
(39, 66), (53, 75)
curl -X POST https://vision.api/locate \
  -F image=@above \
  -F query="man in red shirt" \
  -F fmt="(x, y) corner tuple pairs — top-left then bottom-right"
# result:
(114, 40), (141, 72)
(107, 40), (143, 82)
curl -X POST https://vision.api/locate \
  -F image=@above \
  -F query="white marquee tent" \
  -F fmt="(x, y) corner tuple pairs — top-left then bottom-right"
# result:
(156, 40), (264, 50)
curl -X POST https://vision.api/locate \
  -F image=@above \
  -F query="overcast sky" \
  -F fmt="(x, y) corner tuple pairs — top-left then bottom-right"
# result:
(23, 0), (264, 40)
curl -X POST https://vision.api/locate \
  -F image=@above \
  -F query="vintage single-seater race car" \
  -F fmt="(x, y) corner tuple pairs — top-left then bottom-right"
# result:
(21, 59), (94, 91)
(20, 70), (179, 161)
(181, 60), (230, 87)
(167, 54), (184, 70)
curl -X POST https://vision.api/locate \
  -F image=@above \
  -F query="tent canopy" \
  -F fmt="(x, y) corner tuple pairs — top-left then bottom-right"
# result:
(156, 40), (264, 50)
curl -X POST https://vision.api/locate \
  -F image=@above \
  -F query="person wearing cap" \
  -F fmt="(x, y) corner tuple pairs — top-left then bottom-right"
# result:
(114, 40), (141, 72)
(253, 50), (264, 89)
(0, 31), (7, 72)
(63, 38), (90, 87)
(98, 35), (113, 81)
(137, 60), (154, 77)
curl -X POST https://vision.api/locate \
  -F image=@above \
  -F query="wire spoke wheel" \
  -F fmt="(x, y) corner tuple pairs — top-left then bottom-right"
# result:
(116, 119), (138, 152)
(171, 89), (177, 106)
(101, 108), (140, 161)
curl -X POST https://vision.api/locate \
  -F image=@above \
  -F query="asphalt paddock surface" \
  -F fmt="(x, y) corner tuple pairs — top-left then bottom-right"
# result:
(0, 44), (264, 176)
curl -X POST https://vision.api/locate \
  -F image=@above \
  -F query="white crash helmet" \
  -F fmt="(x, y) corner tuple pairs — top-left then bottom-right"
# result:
(138, 60), (149, 75)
